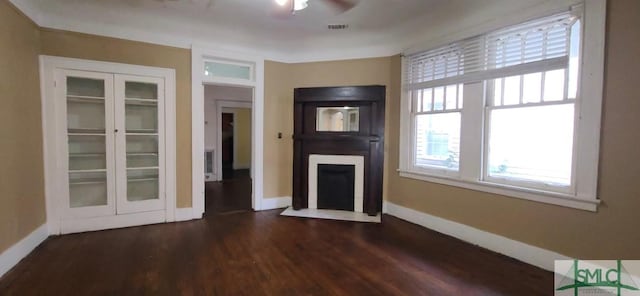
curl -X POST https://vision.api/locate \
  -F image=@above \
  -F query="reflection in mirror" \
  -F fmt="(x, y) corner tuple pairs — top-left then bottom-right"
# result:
(316, 107), (359, 132)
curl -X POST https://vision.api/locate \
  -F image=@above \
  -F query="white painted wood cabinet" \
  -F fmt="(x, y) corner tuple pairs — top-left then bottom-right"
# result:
(41, 57), (176, 234)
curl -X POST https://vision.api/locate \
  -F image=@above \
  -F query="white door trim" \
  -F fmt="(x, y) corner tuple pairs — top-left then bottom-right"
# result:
(191, 46), (265, 216)
(218, 101), (252, 181)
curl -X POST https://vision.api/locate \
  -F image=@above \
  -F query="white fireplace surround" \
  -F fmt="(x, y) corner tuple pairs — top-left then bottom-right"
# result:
(308, 154), (364, 213)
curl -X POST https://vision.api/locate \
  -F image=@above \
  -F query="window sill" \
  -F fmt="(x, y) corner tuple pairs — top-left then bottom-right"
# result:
(397, 169), (600, 212)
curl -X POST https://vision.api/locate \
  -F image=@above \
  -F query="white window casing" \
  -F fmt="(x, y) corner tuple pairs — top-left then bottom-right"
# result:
(398, 0), (605, 211)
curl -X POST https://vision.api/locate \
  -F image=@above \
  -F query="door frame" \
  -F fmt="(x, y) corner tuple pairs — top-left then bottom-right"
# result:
(191, 46), (265, 216)
(217, 101), (252, 181)
(40, 55), (177, 234)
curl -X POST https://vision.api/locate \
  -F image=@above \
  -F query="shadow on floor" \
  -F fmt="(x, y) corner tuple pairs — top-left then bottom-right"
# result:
(205, 169), (252, 215)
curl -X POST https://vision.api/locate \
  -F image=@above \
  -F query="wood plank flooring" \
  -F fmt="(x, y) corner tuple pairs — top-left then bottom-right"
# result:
(205, 169), (252, 214)
(0, 179), (552, 295)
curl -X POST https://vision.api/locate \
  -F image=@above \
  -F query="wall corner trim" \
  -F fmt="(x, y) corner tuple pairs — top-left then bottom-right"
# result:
(0, 224), (49, 279)
(261, 196), (292, 211)
(382, 201), (571, 271)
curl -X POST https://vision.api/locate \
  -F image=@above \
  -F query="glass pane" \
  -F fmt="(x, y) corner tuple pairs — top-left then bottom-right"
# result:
(503, 75), (521, 105)
(69, 172), (107, 207)
(422, 88), (433, 111)
(125, 82), (157, 100)
(67, 77), (105, 98)
(67, 99), (105, 132)
(543, 69), (566, 102)
(127, 135), (158, 153)
(433, 87), (444, 111)
(66, 76), (108, 208)
(568, 20), (581, 99)
(127, 169), (159, 201)
(493, 79), (502, 106)
(316, 107), (359, 132)
(458, 84), (463, 109)
(205, 61), (251, 80)
(125, 102), (158, 133)
(415, 112), (461, 170)
(522, 72), (542, 104)
(127, 153), (159, 168)
(487, 104), (574, 186)
(445, 85), (457, 110)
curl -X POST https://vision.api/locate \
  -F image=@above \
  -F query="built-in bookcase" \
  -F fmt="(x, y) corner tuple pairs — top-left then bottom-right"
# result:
(42, 56), (176, 234)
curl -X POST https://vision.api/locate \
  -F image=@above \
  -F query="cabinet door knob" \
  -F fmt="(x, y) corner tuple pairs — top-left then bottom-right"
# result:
(115, 129), (119, 133)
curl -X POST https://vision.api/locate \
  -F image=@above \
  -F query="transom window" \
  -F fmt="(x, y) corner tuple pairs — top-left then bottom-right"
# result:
(399, 2), (605, 211)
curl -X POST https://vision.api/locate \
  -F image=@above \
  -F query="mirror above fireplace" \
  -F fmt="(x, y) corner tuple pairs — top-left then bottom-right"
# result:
(316, 107), (359, 132)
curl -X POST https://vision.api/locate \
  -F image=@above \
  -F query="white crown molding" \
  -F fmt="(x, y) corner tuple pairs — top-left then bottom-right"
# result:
(383, 201), (571, 271)
(0, 224), (48, 279)
(8, 0), (43, 25)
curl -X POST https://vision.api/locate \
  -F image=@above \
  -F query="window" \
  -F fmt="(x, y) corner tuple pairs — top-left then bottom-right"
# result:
(399, 1), (605, 211)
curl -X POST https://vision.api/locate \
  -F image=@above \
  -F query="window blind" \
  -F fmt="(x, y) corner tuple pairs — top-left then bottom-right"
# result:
(405, 9), (579, 90)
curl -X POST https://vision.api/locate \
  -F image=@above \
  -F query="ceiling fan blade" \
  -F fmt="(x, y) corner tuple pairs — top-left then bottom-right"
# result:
(323, 0), (357, 12)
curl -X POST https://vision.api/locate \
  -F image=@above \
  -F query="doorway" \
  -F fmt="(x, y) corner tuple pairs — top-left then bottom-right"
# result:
(204, 85), (253, 214)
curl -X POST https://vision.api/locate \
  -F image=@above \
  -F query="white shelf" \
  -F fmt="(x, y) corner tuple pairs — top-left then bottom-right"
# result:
(128, 178), (158, 183)
(127, 196), (157, 201)
(69, 168), (107, 173)
(68, 95), (105, 101)
(69, 153), (105, 157)
(127, 166), (159, 171)
(125, 129), (157, 134)
(68, 128), (106, 135)
(70, 180), (106, 185)
(126, 98), (157, 106)
(127, 153), (158, 156)
(126, 133), (158, 136)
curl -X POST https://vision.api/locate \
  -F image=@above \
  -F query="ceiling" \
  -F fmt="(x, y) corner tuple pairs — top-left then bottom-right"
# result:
(12, 0), (554, 62)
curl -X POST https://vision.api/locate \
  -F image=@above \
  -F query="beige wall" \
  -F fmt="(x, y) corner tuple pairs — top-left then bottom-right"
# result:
(263, 57), (392, 198)
(263, 61), (294, 198)
(0, 1), (45, 253)
(39, 29), (193, 208)
(232, 108), (252, 169)
(385, 0), (640, 258)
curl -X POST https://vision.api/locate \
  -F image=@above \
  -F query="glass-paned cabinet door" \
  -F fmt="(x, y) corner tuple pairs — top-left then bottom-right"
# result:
(115, 75), (165, 214)
(59, 70), (116, 217)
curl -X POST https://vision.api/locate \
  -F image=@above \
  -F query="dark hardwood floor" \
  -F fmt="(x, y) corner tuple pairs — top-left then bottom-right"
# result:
(0, 201), (553, 295)
(206, 169), (252, 214)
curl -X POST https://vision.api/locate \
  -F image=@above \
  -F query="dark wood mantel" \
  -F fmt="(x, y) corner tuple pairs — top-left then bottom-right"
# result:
(292, 85), (385, 216)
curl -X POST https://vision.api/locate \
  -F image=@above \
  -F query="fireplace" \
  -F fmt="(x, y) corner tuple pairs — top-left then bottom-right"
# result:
(308, 154), (364, 212)
(291, 86), (385, 217)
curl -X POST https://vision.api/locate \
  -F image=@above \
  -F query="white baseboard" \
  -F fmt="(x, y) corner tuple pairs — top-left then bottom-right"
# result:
(0, 224), (48, 278)
(383, 201), (570, 271)
(261, 196), (291, 210)
(175, 207), (200, 222)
